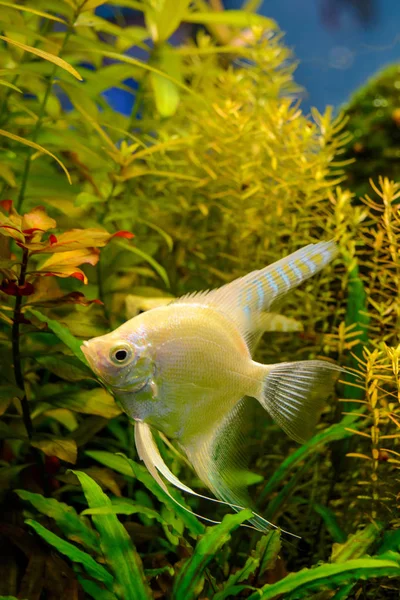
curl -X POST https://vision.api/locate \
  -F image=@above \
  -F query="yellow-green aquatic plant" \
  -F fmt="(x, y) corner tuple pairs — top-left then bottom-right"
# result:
(0, 1), (399, 598)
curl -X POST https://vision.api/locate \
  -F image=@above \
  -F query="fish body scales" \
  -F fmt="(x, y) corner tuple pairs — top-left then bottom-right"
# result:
(120, 303), (263, 441)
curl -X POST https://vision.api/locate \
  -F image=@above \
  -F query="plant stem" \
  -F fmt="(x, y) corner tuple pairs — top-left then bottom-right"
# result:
(12, 247), (32, 438)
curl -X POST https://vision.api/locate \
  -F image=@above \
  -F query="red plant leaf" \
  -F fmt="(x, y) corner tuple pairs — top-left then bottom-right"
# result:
(49, 234), (58, 245)
(0, 200), (13, 213)
(112, 230), (135, 240)
(0, 280), (34, 296)
(18, 282), (35, 296)
(70, 272), (85, 282)
(0, 279), (18, 296)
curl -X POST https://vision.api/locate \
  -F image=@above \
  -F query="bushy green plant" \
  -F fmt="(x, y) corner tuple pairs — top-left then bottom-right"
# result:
(342, 63), (400, 198)
(0, 1), (399, 598)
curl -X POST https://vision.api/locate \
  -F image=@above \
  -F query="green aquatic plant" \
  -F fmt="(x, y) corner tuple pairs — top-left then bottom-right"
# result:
(342, 63), (400, 199)
(0, 0), (399, 598)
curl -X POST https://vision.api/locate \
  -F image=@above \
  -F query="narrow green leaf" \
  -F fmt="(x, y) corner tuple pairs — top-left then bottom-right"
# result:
(0, 1), (67, 23)
(313, 504), (347, 544)
(247, 553), (400, 600)
(214, 530), (281, 599)
(26, 519), (113, 586)
(78, 578), (117, 600)
(81, 501), (166, 525)
(115, 241), (170, 288)
(85, 450), (204, 536)
(344, 261), (369, 402)
(172, 510), (253, 600)
(257, 415), (363, 505)
(0, 36), (82, 81)
(72, 471), (152, 600)
(214, 557), (258, 600)
(16, 489), (99, 552)
(184, 10), (277, 29)
(0, 129), (71, 184)
(0, 79), (22, 93)
(28, 308), (87, 363)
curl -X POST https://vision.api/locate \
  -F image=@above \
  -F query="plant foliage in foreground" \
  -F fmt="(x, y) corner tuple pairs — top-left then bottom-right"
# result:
(0, 0), (399, 598)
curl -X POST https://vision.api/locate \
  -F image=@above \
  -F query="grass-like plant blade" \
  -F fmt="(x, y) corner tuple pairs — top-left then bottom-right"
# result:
(16, 489), (99, 551)
(26, 519), (113, 587)
(0, 36), (82, 81)
(0, 1), (67, 23)
(246, 552), (400, 600)
(86, 450), (204, 535)
(28, 309), (87, 363)
(257, 415), (362, 505)
(81, 499), (167, 525)
(115, 241), (170, 288)
(215, 530), (282, 599)
(72, 470), (151, 600)
(344, 262), (369, 403)
(0, 129), (71, 184)
(172, 510), (253, 600)
(78, 578), (117, 600)
(312, 504), (346, 543)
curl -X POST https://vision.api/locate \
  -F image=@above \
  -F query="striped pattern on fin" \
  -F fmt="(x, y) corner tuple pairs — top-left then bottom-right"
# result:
(260, 360), (342, 443)
(174, 241), (338, 347)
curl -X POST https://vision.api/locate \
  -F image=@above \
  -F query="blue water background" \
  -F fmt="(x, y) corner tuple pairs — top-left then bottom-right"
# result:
(96, 0), (400, 115)
(225, 0), (400, 112)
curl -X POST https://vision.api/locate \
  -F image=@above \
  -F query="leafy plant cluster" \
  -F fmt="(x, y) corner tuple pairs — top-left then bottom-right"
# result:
(0, 1), (399, 598)
(342, 63), (400, 199)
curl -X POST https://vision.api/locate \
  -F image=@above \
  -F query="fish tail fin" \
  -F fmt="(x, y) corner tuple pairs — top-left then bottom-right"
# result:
(258, 360), (342, 444)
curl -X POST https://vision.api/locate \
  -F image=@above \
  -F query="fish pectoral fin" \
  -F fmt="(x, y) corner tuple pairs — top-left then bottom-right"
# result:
(259, 360), (342, 444)
(134, 421), (195, 496)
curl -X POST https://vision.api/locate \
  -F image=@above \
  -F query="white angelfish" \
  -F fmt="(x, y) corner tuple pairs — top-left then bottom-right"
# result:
(82, 241), (341, 532)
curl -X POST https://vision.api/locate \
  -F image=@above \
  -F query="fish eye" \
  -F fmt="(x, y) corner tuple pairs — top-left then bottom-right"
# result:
(110, 344), (133, 365)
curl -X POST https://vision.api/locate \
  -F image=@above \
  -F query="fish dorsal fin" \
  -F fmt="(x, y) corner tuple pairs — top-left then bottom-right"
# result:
(174, 241), (337, 347)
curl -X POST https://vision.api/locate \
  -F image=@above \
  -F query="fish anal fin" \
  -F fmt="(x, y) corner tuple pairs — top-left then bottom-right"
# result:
(183, 397), (275, 533)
